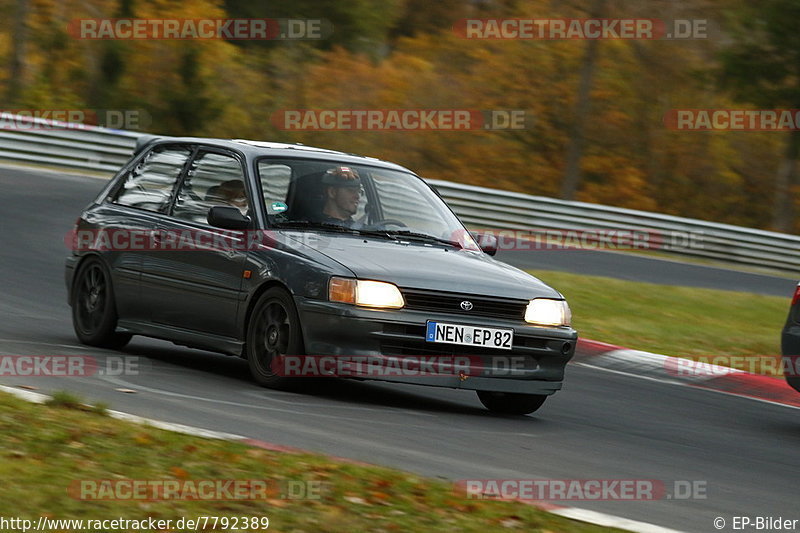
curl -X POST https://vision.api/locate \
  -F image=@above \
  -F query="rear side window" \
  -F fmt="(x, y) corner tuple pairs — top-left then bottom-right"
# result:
(112, 145), (192, 212)
(172, 151), (248, 224)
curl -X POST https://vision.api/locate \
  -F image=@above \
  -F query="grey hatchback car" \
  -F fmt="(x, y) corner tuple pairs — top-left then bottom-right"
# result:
(65, 137), (577, 414)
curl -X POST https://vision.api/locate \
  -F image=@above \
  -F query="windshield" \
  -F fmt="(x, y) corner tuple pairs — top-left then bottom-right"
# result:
(256, 157), (480, 251)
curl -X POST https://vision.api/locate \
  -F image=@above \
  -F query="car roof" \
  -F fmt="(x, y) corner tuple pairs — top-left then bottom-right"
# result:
(136, 135), (414, 174)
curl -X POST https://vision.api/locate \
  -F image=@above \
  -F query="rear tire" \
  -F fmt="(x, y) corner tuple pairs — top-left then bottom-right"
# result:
(246, 287), (304, 389)
(71, 258), (132, 349)
(477, 391), (547, 415)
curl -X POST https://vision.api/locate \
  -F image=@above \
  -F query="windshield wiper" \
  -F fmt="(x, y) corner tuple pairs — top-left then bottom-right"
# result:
(271, 220), (396, 240)
(272, 220), (353, 232)
(271, 222), (461, 248)
(385, 230), (463, 249)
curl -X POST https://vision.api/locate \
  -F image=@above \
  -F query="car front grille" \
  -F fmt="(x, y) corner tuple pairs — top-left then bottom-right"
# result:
(400, 288), (528, 321)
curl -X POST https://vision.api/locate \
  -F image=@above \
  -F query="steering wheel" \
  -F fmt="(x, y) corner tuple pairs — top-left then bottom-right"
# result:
(368, 218), (409, 230)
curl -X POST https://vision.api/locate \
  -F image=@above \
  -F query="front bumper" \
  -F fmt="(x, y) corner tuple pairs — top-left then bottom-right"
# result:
(296, 297), (577, 395)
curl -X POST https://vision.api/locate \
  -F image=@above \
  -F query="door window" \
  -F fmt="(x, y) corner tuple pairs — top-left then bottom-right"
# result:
(172, 152), (248, 224)
(113, 145), (192, 212)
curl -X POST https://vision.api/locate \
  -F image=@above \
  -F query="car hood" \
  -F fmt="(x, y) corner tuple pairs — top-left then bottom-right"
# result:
(289, 233), (561, 300)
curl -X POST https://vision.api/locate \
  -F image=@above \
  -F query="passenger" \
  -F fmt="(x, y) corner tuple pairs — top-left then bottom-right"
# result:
(214, 179), (248, 214)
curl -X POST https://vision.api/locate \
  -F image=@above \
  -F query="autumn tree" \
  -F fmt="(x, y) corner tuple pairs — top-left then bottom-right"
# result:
(719, 0), (800, 231)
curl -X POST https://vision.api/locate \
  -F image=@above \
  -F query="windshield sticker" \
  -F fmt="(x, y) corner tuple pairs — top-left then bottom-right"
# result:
(268, 201), (288, 214)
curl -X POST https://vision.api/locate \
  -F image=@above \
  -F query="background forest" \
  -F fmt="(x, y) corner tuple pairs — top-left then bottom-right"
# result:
(2, 0), (799, 233)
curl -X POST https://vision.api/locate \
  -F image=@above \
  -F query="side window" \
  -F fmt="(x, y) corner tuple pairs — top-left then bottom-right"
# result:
(172, 152), (248, 224)
(259, 163), (292, 216)
(113, 145), (192, 212)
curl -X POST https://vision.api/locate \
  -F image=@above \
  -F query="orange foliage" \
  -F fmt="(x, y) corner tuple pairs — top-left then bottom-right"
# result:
(0, 0), (792, 231)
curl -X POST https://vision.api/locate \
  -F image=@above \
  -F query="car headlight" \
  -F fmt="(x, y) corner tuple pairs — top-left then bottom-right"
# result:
(329, 277), (405, 309)
(524, 298), (571, 326)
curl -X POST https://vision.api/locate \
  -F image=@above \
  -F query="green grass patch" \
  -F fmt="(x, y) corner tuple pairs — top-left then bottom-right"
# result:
(0, 391), (620, 532)
(45, 390), (109, 415)
(46, 390), (88, 410)
(530, 270), (788, 373)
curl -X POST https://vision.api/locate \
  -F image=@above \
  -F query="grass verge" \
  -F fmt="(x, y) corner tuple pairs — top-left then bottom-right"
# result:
(529, 270), (789, 374)
(0, 390), (621, 532)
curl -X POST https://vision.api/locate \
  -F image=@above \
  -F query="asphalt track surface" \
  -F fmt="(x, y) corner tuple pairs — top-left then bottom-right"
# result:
(0, 165), (798, 532)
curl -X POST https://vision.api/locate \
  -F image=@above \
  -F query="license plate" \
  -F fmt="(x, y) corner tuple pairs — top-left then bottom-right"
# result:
(425, 321), (513, 350)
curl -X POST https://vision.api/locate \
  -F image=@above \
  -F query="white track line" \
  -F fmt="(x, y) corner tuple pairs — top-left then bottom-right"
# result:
(0, 383), (685, 533)
(551, 507), (685, 533)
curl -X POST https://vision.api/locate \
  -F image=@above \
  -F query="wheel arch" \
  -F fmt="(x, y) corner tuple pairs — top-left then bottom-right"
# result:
(69, 253), (110, 305)
(240, 280), (307, 358)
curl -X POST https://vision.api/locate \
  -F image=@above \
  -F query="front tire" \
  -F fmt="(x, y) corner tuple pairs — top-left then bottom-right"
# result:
(477, 391), (547, 415)
(71, 258), (132, 349)
(246, 287), (304, 389)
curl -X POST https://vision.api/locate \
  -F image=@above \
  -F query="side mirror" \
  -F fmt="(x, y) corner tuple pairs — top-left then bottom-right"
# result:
(472, 231), (498, 256)
(208, 206), (251, 230)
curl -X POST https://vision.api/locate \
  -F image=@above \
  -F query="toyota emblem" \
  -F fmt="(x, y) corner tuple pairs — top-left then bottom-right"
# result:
(460, 300), (474, 311)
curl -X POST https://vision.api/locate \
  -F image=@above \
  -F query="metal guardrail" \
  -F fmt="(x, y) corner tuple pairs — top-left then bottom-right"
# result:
(0, 113), (798, 273)
(0, 113), (139, 172)
(428, 179), (800, 273)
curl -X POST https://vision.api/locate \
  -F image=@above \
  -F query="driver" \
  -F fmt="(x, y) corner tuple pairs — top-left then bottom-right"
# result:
(319, 166), (363, 227)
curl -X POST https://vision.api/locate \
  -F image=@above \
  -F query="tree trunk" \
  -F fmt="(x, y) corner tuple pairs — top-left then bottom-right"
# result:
(560, 0), (606, 200)
(771, 129), (800, 232)
(7, 0), (30, 104)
